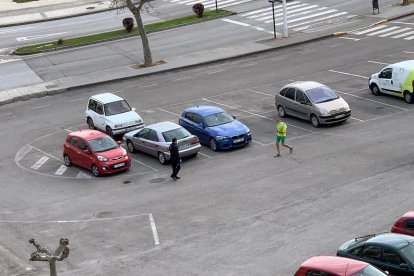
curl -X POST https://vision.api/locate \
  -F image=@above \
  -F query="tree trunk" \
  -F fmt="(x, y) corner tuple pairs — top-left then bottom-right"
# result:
(133, 11), (153, 66)
(403, 0), (409, 5)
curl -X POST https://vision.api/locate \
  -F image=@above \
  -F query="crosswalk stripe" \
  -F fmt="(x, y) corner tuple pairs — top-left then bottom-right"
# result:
(54, 165), (67, 175)
(274, 9), (337, 26)
(264, 6), (327, 23)
(291, 12), (348, 30)
(205, 0), (250, 8)
(30, 156), (49, 170)
(392, 30), (414, 38)
(379, 27), (412, 37)
(261, 5), (321, 21)
(404, 35), (414, 40)
(367, 26), (400, 36)
(248, 3), (309, 19)
(353, 25), (388, 35)
(204, 0), (237, 8)
(241, 1), (301, 17)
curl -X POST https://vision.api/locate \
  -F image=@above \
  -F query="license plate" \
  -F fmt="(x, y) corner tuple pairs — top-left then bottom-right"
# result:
(234, 138), (244, 143)
(179, 144), (190, 150)
(114, 162), (125, 168)
(335, 114), (345, 119)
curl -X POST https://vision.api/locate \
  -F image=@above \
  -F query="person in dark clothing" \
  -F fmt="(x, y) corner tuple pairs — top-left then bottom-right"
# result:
(169, 137), (181, 180)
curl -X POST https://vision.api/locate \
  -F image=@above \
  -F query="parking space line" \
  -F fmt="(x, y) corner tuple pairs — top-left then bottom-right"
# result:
(350, 117), (364, 122)
(207, 69), (226, 75)
(30, 104), (51, 110)
(55, 165), (67, 175)
(131, 158), (158, 172)
(64, 129), (72, 132)
(363, 110), (407, 122)
(404, 51), (414, 54)
(69, 97), (88, 102)
(202, 97), (273, 120)
(252, 140), (266, 146)
(174, 76), (191, 81)
(31, 156), (49, 170)
(336, 90), (409, 111)
(30, 145), (63, 161)
(246, 88), (273, 97)
(140, 83), (159, 89)
(328, 70), (369, 79)
(198, 152), (212, 158)
(0, 112), (12, 117)
(329, 43), (344, 48)
(366, 60), (388, 65)
(158, 108), (181, 117)
(339, 37), (360, 41)
(149, 213), (160, 246)
(239, 62), (258, 68)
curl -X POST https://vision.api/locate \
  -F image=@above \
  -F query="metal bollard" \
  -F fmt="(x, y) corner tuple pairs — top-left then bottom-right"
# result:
(372, 0), (379, 14)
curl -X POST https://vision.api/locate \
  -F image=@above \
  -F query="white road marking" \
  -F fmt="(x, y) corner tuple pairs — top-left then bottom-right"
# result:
(31, 156), (49, 170)
(246, 88), (273, 97)
(350, 117), (364, 122)
(174, 76), (191, 81)
(367, 26), (400, 36)
(404, 35), (414, 40)
(393, 21), (414, 25)
(54, 165), (67, 175)
(69, 97), (88, 102)
(148, 213), (160, 246)
(30, 145), (62, 161)
(366, 60), (388, 65)
(353, 25), (388, 35)
(270, 56), (287, 61)
(391, 30), (414, 38)
(207, 69), (226, 75)
(64, 129), (72, 132)
(0, 112), (12, 117)
(131, 158), (158, 172)
(290, 12), (348, 30)
(239, 63), (258, 68)
(158, 108), (180, 117)
(329, 43), (344, 48)
(76, 171), (92, 178)
(339, 37), (360, 41)
(379, 27), (412, 37)
(15, 145), (33, 162)
(0, 213), (149, 223)
(328, 70), (369, 79)
(16, 32), (68, 41)
(140, 83), (159, 88)
(30, 104), (51, 110)
(337, 90), (409, 111)
(404, 51), (414, 54)
(252, 140), (266, 146)
(198, 152), (212, 158)
(221, 18), (251, 27)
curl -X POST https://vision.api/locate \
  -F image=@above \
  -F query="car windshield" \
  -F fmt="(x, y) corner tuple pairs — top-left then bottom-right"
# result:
(204, 111), (234, 127)
(104, 100), (132, 116)
(162, 127), (190, 142)
(306, 86), (339, 104)
(400, 242), (414, 261)
(88, 136), (118, 153)
(351, 265), (387, 276)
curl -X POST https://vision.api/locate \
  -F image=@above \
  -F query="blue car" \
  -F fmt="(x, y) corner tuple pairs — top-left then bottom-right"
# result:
(179, 106), (252, 151)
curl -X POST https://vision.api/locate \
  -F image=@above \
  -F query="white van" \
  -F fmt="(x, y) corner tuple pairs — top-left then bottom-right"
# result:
(369, 60), (414, 103)
(85, 93), (144, 137)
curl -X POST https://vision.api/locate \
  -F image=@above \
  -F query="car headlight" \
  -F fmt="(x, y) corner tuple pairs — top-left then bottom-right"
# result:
(97, 155), (108, 161)
(122, 148), (127, 155)
(246, 129), (251, 135)
(114, 124), (122, 128)
(215, 136), (228, 141)
(135, 119), (142, 124)
(319, 109), (329, 115)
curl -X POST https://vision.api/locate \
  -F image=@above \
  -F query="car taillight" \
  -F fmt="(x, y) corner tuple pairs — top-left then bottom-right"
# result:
(191, 138), (200, 144)
(412, 80), (414, 90)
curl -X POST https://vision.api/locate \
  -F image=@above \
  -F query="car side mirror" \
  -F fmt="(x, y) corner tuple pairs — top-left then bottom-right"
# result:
(117, 141), (122, 146)
(233, 115), (237, 119)
(83, 148), (90, 154)
(132, 107), (136, 112)
(198, 123), (204, 129)
(385, 271), (389, 275)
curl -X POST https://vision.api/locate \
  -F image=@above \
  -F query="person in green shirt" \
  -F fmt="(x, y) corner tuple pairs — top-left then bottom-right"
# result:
(275, 116), (293, 157)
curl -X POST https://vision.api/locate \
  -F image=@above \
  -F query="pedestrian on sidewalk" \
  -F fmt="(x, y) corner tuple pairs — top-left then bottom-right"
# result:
(275, 116), (293, 157)
(169, 137), (181, 180)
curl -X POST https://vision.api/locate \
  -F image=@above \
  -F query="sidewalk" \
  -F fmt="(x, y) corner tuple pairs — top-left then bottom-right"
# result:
(1, 1), (414, 106)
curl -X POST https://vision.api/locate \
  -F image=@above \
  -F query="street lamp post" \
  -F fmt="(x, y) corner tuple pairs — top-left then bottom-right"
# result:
(269, 0), (276, 39)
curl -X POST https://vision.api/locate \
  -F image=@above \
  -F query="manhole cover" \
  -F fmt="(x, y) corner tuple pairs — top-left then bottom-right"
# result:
(150, 178), (165, 183)
(96, 211), (112, 218)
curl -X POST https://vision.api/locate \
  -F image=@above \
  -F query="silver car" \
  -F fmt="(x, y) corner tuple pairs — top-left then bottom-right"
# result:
(274, 81), (351, 127)
(123, 121), (201, 164)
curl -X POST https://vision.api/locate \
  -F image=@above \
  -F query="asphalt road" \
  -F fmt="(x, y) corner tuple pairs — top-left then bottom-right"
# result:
(1, 13), (414, 275)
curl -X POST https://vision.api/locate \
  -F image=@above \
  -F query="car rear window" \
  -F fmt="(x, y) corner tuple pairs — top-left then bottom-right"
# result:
(162, 127), (190, 142)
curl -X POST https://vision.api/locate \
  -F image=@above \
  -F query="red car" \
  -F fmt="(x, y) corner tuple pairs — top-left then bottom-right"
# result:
(391, 211), (414, 236)
(63, 129), (130, 176)
(295, 256), (388, 276)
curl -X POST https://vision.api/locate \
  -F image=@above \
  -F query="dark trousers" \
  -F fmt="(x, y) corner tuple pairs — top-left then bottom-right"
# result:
(171, 163), (181, 178)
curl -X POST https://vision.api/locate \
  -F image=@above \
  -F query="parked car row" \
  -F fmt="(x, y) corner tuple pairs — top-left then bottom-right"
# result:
(63, 93), (252, 176)
(296, 211), (414, 276)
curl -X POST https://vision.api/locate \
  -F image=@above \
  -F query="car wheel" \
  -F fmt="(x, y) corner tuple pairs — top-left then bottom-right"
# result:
(371, 84), (380, 96)
(126, 140), (135, 153)
(106, 126), (113, 137)
(91, 165), (100, 177)
(310, 114), (320, 128)
(277, 105), (286, 118)
(87, 117), (95, 129)
(63, 155), (72, 167)
(158, 152), (166, 165)
(191, 153), (198, 158)
(210, 138), (218, 151)
(404, 91), (413, 103)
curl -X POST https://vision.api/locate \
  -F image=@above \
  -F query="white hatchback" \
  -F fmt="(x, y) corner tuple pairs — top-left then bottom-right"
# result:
(85, 93), (144, 137)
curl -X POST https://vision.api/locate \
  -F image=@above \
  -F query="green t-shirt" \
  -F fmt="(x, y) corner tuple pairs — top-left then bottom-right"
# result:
(276, 122), (287, 137)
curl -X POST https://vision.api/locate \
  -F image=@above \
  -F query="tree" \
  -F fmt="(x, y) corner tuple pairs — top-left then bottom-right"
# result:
(111, 0), (153, 67)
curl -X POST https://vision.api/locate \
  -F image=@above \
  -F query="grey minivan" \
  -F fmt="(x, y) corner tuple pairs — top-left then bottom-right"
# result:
(274, 81), (351, 127)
